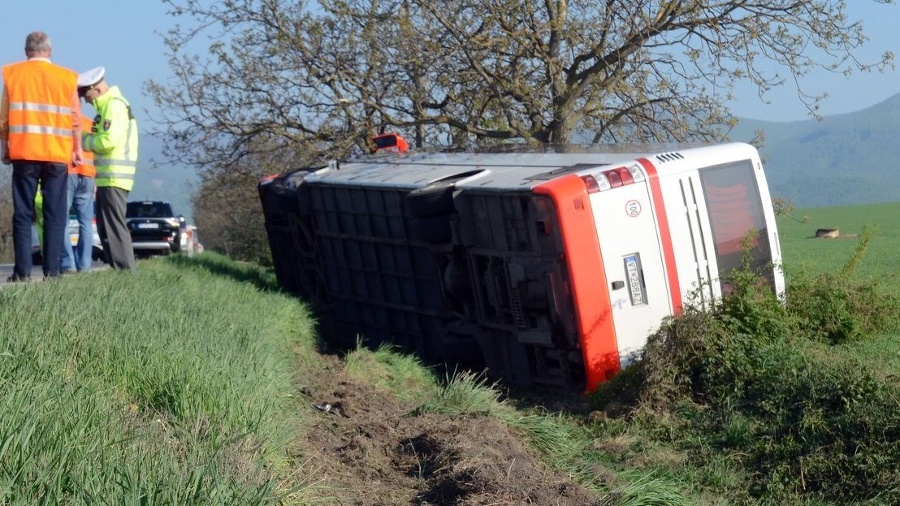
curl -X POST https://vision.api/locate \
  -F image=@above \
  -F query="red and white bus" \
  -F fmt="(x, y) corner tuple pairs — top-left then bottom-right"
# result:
(259, 141), (784, 392)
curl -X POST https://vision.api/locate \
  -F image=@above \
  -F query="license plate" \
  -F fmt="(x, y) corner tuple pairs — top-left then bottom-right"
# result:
(137, 223), (159, 229)
(624, 254), (645, 306)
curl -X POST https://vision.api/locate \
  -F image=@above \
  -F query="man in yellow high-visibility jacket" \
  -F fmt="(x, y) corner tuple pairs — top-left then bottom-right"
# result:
(1, 31), (83, 281)
(79, 66), (137, 272)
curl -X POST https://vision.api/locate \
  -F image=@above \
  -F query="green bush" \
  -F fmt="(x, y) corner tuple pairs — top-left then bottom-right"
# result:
(785, 225), (900, 345)
(590, 232), (900, 504)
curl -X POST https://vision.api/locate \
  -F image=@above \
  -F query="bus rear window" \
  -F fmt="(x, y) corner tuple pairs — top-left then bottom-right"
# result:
(699, 160), (774, 290)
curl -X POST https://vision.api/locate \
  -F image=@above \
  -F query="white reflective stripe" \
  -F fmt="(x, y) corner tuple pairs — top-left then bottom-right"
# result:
(124, 120), (135, 159)
(9, 101), (73, 115)
(9, 124), (74, 136)
(95, 158), (136, 167)
(96, 171), (135, 180)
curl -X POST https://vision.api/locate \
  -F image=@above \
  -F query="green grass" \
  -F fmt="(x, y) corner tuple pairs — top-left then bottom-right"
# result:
(0, 253), (317, 505)
(777, 201), (900, 286)
(1, 201), (898, 505)
(778, 201), (900, 377)
(344, 342), (439, 405)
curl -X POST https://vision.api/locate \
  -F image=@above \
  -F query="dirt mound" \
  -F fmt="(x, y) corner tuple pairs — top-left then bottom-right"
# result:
(297, 355), (601, 505)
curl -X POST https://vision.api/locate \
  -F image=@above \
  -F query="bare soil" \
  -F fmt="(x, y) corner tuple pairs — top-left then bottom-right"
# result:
(294, 354), (604, 505)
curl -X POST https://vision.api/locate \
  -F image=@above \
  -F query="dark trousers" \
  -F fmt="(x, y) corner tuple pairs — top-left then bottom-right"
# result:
(12, 161), (68, 278)
(96, 186), (136, 272)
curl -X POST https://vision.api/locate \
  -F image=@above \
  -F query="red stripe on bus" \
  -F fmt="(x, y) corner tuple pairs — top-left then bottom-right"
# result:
(636, 158), (683, 314)
(534, 175), (620, 392)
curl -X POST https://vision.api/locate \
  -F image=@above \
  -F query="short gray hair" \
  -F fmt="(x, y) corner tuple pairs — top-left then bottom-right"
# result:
(25, 32), (51, 55)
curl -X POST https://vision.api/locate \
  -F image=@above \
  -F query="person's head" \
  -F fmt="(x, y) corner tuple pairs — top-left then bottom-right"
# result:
(25, 32), (51, 58)
(77, 66), (108, 104)
(79, 80), (108, 104)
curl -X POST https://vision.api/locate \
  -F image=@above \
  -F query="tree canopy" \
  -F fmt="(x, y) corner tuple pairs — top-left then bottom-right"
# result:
(149, 0), (893, 171)
(145, 0), (893, 262)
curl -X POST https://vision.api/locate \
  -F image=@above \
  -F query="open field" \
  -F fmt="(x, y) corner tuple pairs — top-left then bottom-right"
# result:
(0, 201), (898, 505)
(778, 201), (900, 378)
(777, 201), (900, 283)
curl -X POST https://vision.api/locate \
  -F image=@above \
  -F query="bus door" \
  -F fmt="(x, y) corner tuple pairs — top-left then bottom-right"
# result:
(586, 169), (674, 365)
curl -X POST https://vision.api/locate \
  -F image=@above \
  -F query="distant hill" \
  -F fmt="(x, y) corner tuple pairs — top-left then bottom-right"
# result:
(729, 94), (900, 208)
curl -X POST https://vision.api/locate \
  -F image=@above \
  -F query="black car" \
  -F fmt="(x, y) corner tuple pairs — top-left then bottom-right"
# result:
(126, 201), (181, 255)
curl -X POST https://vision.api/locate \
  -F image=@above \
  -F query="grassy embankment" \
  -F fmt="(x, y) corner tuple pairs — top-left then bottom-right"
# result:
(1, 201), (898, 504)
(0, 255), (317, 504)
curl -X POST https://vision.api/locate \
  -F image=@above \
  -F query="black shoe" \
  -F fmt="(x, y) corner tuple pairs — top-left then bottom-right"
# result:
(6, 273), (31, 283)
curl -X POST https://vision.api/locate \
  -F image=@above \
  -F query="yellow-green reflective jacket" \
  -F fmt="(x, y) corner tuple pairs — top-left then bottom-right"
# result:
(83, 85), (138, 191)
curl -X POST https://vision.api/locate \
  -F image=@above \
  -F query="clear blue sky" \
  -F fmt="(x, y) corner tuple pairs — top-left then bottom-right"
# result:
(0, 2), (188, 212)
(728, 2), (900, 121)
(0, 1), (898, 127)
(0, 1), (172, 133)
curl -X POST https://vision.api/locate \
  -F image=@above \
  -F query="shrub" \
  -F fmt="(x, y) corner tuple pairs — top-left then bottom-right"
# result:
(786, 225), (900, 345)
(590, 231), (900, 503)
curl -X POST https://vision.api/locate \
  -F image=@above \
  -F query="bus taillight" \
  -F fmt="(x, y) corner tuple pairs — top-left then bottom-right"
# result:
(582, 165), (644, 194)
(581, 174), (611, 193)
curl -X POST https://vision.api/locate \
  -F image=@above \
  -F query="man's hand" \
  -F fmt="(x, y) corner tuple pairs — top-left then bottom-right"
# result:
(72, 150), (83, 167)
(1, 148), (10, 165)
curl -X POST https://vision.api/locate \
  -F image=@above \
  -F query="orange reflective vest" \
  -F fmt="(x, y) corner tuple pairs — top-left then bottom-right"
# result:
(2, 60), (77, 164)
(69, 113), (95, 177)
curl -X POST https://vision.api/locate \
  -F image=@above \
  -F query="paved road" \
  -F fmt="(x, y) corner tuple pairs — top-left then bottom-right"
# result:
(0, 260), (108, 285)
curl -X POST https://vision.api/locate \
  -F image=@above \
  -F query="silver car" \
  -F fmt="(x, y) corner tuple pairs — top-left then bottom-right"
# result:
(67, 214), (104, 261)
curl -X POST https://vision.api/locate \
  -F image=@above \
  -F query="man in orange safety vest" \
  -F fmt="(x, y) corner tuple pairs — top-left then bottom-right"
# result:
(1, 31), (83, 281)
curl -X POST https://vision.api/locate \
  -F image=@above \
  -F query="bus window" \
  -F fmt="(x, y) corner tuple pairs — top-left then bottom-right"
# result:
(699, 160), (774, 290)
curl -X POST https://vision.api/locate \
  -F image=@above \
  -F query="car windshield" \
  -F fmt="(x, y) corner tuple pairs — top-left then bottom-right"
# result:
(127, 202), (174, 218)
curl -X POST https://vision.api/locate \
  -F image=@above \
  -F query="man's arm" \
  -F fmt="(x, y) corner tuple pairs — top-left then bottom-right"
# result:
(1, 86), (9, 165)
(70, 89), (82, 166)
(83, 99), (128, 155)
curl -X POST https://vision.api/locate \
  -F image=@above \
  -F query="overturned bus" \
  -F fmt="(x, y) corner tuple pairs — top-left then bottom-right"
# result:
(259, 141), (784, 392)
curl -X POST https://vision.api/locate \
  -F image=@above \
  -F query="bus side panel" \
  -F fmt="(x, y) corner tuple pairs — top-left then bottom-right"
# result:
(637, 158), (684, 314)
(651, 170), (719, 307)
(534, 175), (619, 391)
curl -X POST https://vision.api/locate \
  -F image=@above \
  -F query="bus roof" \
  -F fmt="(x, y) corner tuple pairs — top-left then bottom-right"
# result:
(302, 142), (757, 191)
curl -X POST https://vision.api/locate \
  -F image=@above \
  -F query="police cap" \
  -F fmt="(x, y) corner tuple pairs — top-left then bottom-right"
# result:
(77, 66), (105, 96)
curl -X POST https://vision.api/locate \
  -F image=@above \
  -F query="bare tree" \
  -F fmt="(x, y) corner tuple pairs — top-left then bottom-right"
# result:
(187, 133), (322, 263)
(147, 0), (892, 261)
(148, 0), (893, 168)
(192, 168), (272, 263)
